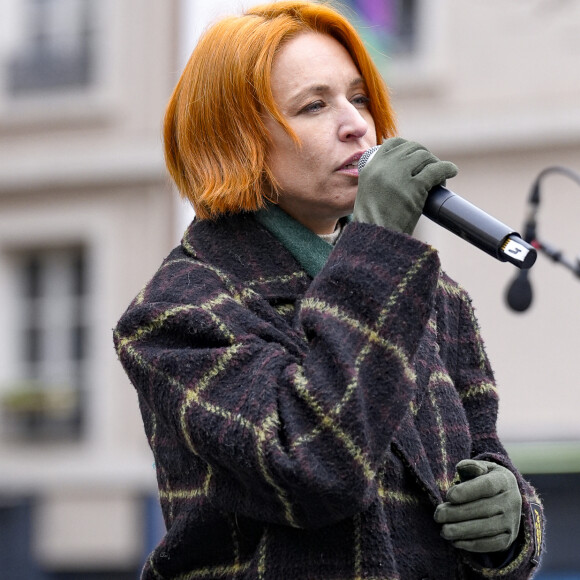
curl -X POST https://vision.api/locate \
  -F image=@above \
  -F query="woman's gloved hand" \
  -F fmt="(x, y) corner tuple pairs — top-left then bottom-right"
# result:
(434, 459), (523, 554)
(353, 137), (458, 234)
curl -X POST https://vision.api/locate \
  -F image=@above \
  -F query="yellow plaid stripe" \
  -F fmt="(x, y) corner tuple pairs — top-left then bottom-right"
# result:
(257, 526), (268, 580)
(175, 561), (252, 580)
(247, 271), (308, 287)
(159, 465), (213, 502)
(255, 413), (298, 527)
(460, 382), (498, 400)
(354, 512), (363, 577)
(292, 368), (376, 482)
(461, 298), (488, 371)
(378, 485), (420, 505)
(437, 274), (465, 298)
(274, 303), (295, 316)
(427, 370), (455, 491)
(115, 293), (244, 351)
(479, 528), (534, 578)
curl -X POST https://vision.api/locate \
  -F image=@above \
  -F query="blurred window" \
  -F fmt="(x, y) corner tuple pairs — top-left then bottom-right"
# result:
(2, 246), (88, 440)
(345, 0), (418, 57)
(7, 0), (94, 95)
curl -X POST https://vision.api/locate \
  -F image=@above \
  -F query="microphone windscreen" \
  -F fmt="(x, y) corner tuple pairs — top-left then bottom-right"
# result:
(506, 271), (533, 312)
(358, 146), (380, 172)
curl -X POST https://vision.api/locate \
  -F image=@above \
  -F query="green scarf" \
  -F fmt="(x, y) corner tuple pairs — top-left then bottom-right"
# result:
(255, 204), (348, 278)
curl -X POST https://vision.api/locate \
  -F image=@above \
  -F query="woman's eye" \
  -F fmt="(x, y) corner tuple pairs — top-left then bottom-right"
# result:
(352, 94), (370, 109)
(301, 101), (325, 114)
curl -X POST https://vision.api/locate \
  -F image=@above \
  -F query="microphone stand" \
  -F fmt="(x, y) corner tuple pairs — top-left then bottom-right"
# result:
(505, 165), (580, 312)
(532, 239), (580, 279)
(526, 166), (580, 279)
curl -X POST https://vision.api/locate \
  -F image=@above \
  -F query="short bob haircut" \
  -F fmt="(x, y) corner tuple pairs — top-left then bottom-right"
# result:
(164, 0), (397, 219)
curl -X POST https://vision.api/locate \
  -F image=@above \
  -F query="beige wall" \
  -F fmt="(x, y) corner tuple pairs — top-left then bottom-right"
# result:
(0, 0), (180, 570)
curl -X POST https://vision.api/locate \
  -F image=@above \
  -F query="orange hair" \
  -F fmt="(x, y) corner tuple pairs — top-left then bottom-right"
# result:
(164, 0), (397, 219)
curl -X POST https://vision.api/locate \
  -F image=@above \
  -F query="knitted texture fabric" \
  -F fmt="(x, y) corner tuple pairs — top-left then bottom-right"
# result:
(114, 211), (544, 579)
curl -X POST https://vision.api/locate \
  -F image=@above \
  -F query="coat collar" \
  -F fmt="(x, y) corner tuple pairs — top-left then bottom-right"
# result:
(180, 212), (312, 302)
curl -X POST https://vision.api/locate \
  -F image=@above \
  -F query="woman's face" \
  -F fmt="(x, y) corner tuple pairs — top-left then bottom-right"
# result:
(263, 32), (377, 234)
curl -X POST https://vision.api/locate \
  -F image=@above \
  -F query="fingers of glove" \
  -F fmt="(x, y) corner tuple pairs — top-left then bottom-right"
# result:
(435, 496), (503, 525)
(371, 137), (432, 161)
(407, 150), (439, 177)
(413, 160), (458, 190)
(374, 140), (454, 190)
(440, 512), (510, 543)
(456, 459), (492, 482)
(452, 533), (514, 554)
(386, 140), (438, 176)
(368, 139), (429, 174)
(446, 466), (516, 504)
(374, 136), (409, 156)
(363, 139), (454, 186)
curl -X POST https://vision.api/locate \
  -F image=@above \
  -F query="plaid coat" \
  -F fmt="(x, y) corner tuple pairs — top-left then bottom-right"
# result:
(114, 210), (544, 579)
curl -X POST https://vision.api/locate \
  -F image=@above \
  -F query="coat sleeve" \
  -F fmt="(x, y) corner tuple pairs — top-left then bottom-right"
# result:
(114, 223), (440, 529)
(451, 291), (545, 578)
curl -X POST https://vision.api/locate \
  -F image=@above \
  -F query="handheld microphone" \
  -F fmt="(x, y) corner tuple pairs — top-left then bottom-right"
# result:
(358, 146), (537, 269)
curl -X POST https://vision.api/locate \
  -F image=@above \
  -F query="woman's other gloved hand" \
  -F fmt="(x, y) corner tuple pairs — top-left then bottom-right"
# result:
(434, 459), (523, 554)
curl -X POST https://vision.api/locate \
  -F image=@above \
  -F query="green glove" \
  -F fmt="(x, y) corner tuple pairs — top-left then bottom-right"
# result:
(434, 459), (522, 554)
(353, 137), (458, 234)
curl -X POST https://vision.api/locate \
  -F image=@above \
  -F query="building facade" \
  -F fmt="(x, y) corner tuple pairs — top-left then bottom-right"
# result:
(1, 0), (579, 578)
(0, 0), (179, 577)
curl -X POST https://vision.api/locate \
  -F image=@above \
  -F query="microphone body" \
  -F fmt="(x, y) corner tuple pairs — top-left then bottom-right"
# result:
(358, 147), (537, 269)
(424, 186), (536, 269)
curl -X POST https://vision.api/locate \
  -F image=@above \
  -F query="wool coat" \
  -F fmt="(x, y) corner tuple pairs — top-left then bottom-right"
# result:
(114, 208), (544, 580)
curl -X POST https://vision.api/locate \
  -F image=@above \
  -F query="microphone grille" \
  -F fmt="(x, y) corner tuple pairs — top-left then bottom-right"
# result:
(358, 146), (380, 172)
(505, 271), (533, 312)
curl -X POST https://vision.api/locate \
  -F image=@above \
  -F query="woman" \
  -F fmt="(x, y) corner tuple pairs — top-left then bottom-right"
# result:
(114, 2), (544, 578)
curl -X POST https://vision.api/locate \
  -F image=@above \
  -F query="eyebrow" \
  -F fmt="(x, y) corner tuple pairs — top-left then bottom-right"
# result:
(287, 77), (366, 107)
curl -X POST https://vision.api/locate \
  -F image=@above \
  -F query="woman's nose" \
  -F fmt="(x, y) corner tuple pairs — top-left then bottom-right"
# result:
(338, 103), (369, 141)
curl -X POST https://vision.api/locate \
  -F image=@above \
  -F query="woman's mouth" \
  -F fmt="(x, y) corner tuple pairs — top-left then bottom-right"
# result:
(338, 152), (365, 174)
